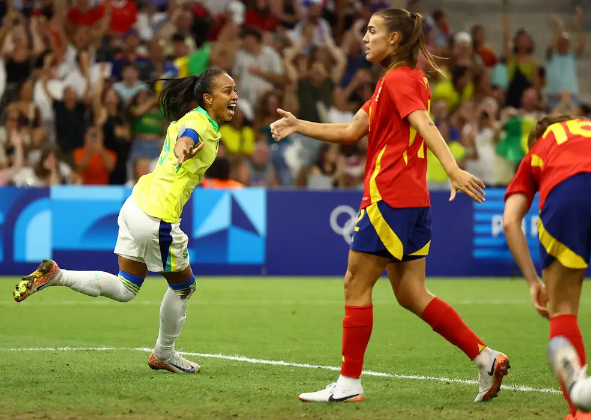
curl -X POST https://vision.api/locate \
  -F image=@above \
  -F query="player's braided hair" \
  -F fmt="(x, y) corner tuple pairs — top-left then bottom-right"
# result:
(374, 8), (444, 76)
(151, 68), (227, 122)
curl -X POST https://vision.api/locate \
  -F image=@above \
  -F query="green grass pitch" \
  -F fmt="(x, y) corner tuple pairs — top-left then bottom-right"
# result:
(1, 277), (586, 420)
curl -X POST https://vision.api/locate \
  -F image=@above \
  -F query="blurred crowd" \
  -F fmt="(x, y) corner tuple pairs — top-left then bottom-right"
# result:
(0, 0), (587, 189)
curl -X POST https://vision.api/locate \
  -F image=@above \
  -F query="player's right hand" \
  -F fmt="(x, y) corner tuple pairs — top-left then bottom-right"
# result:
(270, 108), (298, 142)
(449, 169), (486, 203)
(177, 140), (204, 167)
(529, 280), (549, 319)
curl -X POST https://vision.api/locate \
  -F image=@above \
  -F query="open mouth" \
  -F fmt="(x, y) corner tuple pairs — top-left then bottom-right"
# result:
(227, 103), (236, 115)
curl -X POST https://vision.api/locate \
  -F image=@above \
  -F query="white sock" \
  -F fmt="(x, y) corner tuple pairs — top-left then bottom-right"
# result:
(473, 346), (492, 369)
(154, 278), (196, 361)
(57, 270), (139, 302)
(336, 374), (361, 389)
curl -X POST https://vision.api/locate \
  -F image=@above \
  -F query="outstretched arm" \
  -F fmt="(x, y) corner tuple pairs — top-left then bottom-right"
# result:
(270, 107), (369, 145)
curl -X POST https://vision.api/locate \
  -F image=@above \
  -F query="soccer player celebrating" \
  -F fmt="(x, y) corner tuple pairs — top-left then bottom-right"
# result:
(504, 114), (591, 420)
(270, 8), (509, 403)
(13, 69), (239, 374)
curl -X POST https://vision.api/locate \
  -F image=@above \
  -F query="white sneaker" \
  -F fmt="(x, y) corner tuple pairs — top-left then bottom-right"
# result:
(13, 260), (61, 302)
(148, 352), (201, 374)
(474, 348), (511, 402)
(549, 336), (591, 412)
(299, 381), (364, 402)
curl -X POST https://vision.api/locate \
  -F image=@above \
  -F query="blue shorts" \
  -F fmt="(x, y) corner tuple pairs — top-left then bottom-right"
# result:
(350, 201), (431, 262)
(539, 172), (591, 270)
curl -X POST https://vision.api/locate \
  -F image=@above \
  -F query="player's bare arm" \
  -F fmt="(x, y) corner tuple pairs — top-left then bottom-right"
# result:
(503, 193), (549, 319)
(270, 107), (369, 145)
(407, 110), (486, 203)
(175, 136), (204, 166)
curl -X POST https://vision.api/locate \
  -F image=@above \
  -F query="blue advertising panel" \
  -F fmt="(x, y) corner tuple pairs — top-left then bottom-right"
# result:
(0, 186), (585, 277)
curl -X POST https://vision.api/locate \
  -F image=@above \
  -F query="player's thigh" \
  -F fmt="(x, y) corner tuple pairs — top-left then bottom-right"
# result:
(145, 222), (191, 281)
(543, 261), (585, 317)
(118, 255), (148, 279)
(344, 250), (390, 305)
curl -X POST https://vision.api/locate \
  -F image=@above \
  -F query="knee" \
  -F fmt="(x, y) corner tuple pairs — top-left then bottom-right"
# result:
(344, 269), (372, 304)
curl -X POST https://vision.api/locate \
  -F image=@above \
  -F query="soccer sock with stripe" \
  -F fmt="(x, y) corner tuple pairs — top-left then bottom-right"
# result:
(154, 275), (196, 361)
(57, 270), (143, 302)
(340, 305), (373, 379)
(421, 297), (487, 361)
(550, 314), (586, 416)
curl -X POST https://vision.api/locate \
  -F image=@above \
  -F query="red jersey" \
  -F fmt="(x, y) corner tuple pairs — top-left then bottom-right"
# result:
(360, 67), (431, 210)
(505, 119), (591, 209)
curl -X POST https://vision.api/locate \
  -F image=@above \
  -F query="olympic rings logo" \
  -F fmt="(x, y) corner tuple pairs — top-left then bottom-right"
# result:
(329, 205), (358, 244)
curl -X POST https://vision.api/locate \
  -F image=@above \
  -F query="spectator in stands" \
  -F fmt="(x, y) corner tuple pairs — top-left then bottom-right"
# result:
(127, 88), (165, 174)
(254, 90), (292, 186)
(463, 98), (499, 187)
(430, 9), (449, 48)
(113, 62), (143, 104)
(92, 64), (130, 184)
(13, 145), (75, 186)
(220, 103), (256, 157)
(545, 8), (585, 112)
(245, 0), (279, 33)
(125, 156), (153, 187)
(471, 24), (497, 68)
(245, 142), (277, 187)
(74, 125), (117, 185)
(2, 14), (45, 103)
(233, 27), (286, 105)
(432, 65), (474, 112)
(0, 129), (24, 186)
(503, 10), (539, 109)
(99, 0), (138, 37)
(40, 62), (90, 165)
(202, 156), (244, 189)
(308, 143), (343, 189)
(289, 3), (333, 54)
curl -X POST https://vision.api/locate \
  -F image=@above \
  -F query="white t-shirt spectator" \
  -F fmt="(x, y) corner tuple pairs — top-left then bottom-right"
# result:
(233, 46), (284, 104)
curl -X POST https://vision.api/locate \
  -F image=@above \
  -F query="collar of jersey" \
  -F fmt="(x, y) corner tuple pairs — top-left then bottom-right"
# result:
(194, 107), (219, 133)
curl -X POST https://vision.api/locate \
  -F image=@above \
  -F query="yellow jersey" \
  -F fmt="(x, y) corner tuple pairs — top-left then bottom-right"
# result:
(132, 107), (221, 223)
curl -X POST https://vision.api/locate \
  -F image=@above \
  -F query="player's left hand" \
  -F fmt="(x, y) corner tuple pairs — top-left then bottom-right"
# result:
(449, 169), (485, 203)
(177, 141), (204, 167)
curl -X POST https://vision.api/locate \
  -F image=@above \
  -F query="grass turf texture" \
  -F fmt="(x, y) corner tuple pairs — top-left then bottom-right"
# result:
(0, 277), (582, 420)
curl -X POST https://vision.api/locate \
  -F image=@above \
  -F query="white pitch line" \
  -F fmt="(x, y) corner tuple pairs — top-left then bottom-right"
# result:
(0, 299), (530, 306)
(0, 346), (561, 395)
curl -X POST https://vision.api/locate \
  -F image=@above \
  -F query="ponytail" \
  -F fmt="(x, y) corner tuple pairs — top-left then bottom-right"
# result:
(150, 68), (227, 122)
(374, 8), (445, 76)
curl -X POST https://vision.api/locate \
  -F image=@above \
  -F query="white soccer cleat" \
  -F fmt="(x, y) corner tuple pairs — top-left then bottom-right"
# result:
(549, 336), (591, 412)
(13, 259), (61, 302)
(298, 381), (364, 402)
(474, 348), (511, 402)
(148, 352), (201, 374)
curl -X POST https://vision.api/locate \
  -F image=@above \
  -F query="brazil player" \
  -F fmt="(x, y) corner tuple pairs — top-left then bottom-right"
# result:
(504, 114), (591, 420)
(270, 8), (509, 403)
(13, 69), (239, 374)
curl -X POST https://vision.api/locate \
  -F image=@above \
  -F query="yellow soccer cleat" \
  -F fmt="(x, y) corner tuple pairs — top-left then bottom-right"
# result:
(13, 259), (61, 303)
